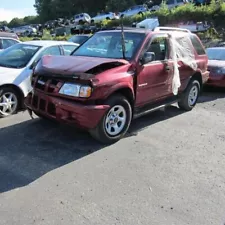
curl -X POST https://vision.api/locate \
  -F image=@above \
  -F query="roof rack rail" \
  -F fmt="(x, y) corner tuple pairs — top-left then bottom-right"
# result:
(154, 26), (191, 33)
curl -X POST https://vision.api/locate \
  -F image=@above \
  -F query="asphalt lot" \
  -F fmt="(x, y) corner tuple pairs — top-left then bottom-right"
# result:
(0, 87), (225, 225)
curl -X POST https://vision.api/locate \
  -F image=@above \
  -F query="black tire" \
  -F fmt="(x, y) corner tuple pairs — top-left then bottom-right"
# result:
(138, 11), (144, 16)
(178, 80), (200, 111)
(0, 87), (20, 118)
(89, 94), (132, 144)
(106, 17), (110, 20)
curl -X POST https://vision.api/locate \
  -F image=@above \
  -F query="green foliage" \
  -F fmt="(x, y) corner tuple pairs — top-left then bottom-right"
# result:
(106, 0), (136, 12)
(105, 2), (225, 28)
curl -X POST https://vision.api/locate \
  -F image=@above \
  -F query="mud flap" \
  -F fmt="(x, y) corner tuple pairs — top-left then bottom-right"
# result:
(27, 108), (34, 119)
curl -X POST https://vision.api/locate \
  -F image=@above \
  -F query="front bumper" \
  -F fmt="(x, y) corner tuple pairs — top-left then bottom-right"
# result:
(25, 91), (110, 130)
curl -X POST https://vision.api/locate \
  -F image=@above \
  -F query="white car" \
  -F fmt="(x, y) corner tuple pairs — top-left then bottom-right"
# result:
(0, 40), (79, 117)
(74, 13), (91, 24)
(0, 37), (20, 51)
(91, 12), (119, 23)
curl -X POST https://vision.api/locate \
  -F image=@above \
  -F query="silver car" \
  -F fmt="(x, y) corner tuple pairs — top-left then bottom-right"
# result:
(74, 13), (91, 24)
(120, 5), (148, 18)
(91, 12), (119, 23)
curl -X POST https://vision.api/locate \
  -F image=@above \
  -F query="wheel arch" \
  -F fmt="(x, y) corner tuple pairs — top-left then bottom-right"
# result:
(0, 84), (25, 107)
(103, 86), (135, 108)
(190, 71), (203, 90)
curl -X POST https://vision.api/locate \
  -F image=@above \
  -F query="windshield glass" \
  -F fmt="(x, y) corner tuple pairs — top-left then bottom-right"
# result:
(69, 36), (89, 44)
(72, 32), (145, 60)
(206, 48), (225, 60)
(0, 43), (41, 68)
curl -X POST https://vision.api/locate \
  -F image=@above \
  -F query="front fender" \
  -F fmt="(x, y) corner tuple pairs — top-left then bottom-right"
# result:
(104, 82), (135, 100)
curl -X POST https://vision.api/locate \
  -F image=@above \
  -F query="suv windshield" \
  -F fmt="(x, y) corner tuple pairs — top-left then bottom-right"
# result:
(72, 32), (145, 60)
(206, 48), (225, 60)
(0, 43), (41, 69)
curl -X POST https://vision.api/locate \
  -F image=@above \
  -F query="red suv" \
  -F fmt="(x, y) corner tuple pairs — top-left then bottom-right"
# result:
(25, 27), (209, 144)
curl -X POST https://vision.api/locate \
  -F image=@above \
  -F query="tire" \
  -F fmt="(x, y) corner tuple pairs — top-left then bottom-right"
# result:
(178, 80), (200, 111)
(138, 12), (144, 16)
(0, 87), (20, 118)
(89, 94), (132, 144)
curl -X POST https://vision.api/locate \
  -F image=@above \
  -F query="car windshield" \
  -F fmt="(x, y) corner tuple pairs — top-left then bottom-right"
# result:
(0, 43), (41, 69)
(72, 32), (145, 60)
(69, 36), (89, 44)
(206, 48), (225, 60)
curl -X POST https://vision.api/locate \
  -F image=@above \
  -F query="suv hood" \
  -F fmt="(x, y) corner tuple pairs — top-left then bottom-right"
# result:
(35, 55), (129, 78)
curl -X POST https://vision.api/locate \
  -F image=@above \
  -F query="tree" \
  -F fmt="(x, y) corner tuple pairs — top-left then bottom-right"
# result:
(106, 0), (136, 12)
(8, 18), (25, 27)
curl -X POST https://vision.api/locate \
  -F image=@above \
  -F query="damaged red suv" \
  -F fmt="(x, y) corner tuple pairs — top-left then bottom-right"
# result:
(25, 27), (209, 144)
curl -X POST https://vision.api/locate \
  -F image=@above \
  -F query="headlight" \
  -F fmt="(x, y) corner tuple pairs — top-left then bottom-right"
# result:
(59, 83), (92, 98)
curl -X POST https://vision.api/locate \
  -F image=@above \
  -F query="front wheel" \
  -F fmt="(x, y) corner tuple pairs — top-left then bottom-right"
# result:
(0, 88), (20, 118)
(89, 94), (132, 144)
(178, 80), (200, 111)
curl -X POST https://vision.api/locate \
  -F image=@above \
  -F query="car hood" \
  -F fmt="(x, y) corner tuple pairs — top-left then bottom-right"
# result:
(35, 55), (129, 78)
(208, 60), (225, 68)
(0, 66), (23, 76)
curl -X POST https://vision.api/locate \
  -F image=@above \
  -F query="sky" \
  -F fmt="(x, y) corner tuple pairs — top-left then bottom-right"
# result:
(0, 0), (37, 22)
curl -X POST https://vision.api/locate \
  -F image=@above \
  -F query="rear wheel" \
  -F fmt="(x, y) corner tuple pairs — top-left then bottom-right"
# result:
(0, 87), (20, 117)
(89, 94), (132, 144)
(178, 80), (200, 111)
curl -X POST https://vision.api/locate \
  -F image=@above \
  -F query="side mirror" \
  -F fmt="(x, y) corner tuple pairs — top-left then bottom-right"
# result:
(140, 52), (155, 65)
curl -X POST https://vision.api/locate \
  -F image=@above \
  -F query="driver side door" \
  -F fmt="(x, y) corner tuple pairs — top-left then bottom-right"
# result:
(136, 35), (174, 107)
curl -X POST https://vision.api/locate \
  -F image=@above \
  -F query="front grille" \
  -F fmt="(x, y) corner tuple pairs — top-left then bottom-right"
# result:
(32, 75), (63, 94)
(31, 94), (56, 117)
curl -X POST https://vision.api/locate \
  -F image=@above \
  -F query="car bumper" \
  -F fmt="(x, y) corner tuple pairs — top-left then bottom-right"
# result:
(206, 74), (225, 87)
(25, 91), (110, 130)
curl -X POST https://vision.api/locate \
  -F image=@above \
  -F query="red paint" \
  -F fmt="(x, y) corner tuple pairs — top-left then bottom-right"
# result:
(206, 60), (225, 87)
(25, 30), (209, 130)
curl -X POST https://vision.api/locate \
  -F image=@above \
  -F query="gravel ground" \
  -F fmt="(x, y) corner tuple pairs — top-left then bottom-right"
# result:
(0, 87), (225, 225)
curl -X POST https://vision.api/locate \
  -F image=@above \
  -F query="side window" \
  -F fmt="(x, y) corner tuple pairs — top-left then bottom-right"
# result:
(36, 46), (61, 62)
(190, 35), (205, 55)
(147, 37), (168, 61)
(62, 45), (78, 55)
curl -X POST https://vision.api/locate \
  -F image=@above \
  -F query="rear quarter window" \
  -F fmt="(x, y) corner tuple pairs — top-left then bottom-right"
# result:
(190, 35), (206, 55)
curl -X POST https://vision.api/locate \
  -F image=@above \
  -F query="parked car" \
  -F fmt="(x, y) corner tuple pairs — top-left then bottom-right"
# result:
(74, 13), (91, 24)
(68, 34), (91, 45)
(0, 37), (20, 51)
(25, 27), (209, 144)
(206, 47), (225, 87)
(0, 31), (19, 40)
(12, 26), (37, 36)
(178, 21), (210, 32)
(120, 5), (148, 18)
(0, 41), (79, 117)
(91, 12), (119, 23)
